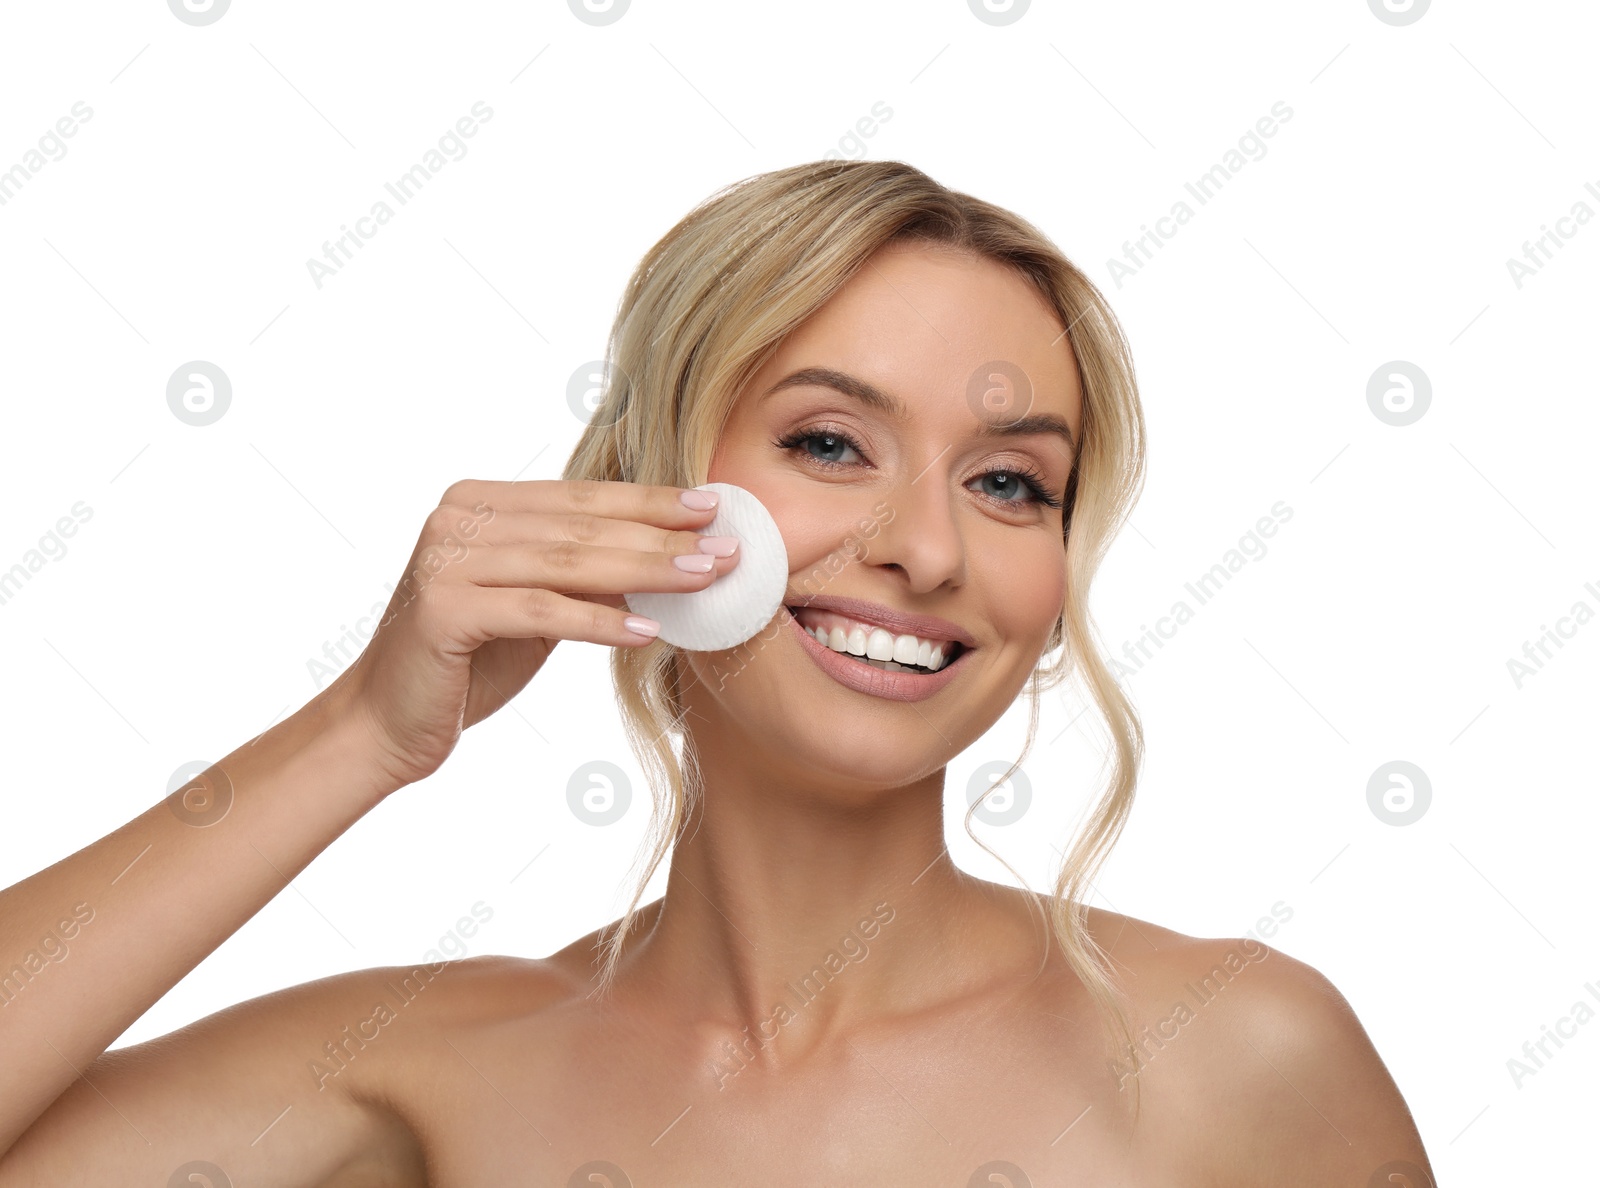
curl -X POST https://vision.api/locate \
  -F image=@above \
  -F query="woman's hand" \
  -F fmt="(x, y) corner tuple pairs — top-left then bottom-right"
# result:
(330, 479), (738, 790)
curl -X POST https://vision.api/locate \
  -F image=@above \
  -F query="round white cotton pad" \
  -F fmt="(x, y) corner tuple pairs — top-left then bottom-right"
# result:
(624, 482), (789, 651)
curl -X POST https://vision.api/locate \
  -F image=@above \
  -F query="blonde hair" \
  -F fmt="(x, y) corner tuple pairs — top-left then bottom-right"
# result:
(561, 159), (1148, 1094)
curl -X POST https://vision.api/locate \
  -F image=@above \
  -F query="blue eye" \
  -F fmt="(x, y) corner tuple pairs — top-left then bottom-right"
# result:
(773, 425), (1064, 511)
(787, 430), (861, 467)
(972, 472), (1049, 505)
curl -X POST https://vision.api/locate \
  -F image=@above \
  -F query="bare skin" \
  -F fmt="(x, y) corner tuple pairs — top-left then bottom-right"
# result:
(0, 243), (1435, 1186)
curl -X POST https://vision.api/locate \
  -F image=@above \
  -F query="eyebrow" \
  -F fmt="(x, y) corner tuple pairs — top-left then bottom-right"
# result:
(761, 366), (1077, 453)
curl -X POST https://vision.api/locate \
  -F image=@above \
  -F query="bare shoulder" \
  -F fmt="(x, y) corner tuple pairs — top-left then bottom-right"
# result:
(339, 951), (585, 1035)
(326, 904), (651, 1100)
(1, 955), (577, 1185)
(1079, 905), (1437, 1187)
(320, 951), (586, 1094)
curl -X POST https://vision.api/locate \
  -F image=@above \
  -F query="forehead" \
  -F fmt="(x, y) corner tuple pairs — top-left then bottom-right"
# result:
(748, 241), (1083, 439)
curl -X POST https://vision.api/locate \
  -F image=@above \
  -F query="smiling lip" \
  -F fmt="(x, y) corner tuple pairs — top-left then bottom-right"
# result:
(782, 594), (977, 650)
(784, 608), (972, 702)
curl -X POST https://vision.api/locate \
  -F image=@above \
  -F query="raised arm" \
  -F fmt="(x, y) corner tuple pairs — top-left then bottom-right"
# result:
(0, 691), (403, 1171)
(0, 478), (738, 1178)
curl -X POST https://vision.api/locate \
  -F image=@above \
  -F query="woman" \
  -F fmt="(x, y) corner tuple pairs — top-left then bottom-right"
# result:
(0, 161), (1435, 1185)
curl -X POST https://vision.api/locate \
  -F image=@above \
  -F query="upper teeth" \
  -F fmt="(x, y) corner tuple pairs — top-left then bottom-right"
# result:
(793, 609), (959, 672)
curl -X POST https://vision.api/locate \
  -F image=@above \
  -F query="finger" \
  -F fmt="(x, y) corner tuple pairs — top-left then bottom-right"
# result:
(440, 584), (663, 649)
(458, 537), (741, 597)
(449, 507), (742, 564)
(437, 478), (724, 529)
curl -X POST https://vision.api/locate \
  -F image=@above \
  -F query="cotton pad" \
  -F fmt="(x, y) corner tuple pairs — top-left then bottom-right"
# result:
(624, 482), (789, 651)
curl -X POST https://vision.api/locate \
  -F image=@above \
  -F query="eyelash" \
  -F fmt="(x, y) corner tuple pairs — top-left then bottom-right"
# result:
(773, 425), (1065, 511)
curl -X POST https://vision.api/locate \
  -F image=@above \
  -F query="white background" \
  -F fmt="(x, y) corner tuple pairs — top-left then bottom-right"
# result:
(1, 1), (1595, 1181)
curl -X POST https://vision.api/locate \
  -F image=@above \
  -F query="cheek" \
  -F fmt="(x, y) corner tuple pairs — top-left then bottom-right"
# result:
(704, 455), (856, 580)
(707, 425), (887, 578)
(770, 497), (850, 569)
(772, 494), (905, 596)
(990, 538), (1067, 637)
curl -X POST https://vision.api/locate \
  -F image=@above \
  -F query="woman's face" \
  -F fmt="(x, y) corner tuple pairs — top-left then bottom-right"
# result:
(685, 240), (1083, 791)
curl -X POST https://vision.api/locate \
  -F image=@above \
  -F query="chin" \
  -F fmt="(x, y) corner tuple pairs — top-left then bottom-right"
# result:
(764, 711), (958, 792)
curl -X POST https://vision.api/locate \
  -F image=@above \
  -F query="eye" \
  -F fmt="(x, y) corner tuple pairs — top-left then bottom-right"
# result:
(971, 469), (1063, 509)
(773, 425), (1066, 511)
(774, 428), (864, 468)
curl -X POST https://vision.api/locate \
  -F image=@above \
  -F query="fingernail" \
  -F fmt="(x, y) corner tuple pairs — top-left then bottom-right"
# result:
(696, 535), (740, 557)
(673, 553), (716, 572)
(680, 489), (718, 511)
(624, 615), (660, 638)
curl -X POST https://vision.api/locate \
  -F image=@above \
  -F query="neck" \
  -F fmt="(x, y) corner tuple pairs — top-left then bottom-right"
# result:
(610, 724), (1049, 1081)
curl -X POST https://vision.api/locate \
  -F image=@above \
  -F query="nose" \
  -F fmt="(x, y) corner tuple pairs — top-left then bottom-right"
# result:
(864, 460), (968, 594)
